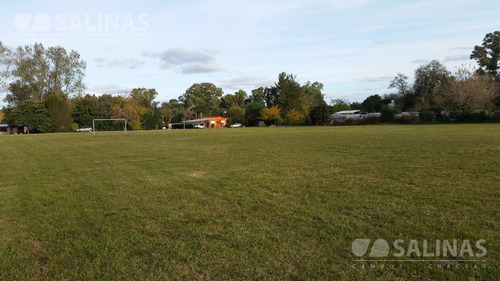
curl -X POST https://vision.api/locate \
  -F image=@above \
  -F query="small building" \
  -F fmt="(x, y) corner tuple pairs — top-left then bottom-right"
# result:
(331, 110), (367, 120)
(0, 124), (28, 135)
(182, 116), (227, 128)
(0, 124), (8, 135)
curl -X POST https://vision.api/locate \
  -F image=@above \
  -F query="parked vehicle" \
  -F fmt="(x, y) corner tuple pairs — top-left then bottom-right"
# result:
(230, 123), (242, 128)
(76, 126), (92, 132)
(194, 123), (205, 129)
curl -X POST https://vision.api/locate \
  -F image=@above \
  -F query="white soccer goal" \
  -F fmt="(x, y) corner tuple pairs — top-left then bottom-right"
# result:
(92, 119), (127, 134)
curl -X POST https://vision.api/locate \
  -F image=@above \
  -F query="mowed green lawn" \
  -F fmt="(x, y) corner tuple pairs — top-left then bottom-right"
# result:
(0, 125), (499, 280)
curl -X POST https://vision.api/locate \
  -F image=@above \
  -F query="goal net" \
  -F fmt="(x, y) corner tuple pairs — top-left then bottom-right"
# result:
(92, 119), (127, 134)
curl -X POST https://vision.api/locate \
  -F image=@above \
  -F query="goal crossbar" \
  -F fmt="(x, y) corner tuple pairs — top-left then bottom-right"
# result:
(92, 119), (127, 134)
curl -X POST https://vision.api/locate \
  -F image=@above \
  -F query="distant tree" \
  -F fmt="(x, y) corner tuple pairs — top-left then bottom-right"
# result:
(382, 93), (405, 112)
(309, 101), (330, 125)
(111, 98), (146, 130)
(222, 90), (247, 109)
(161, 98), (183, 123)
(161, 108), (173, 124)
(471, 31), (500, 79)
(389, 73), (411, 95)
(179, 83), (223, 116)
(350, 102), (362, 110)
(260, 105), (281, 125)
(249, 87), (265, 104)
(245, 102), (265, 126)
(7, 100), (51, 133)
(275, 72), (308, 119)
(413, 60), (451, 109)
(361, 95), (383, 112)
(234, 90), (247, 107)
(46, 91), (73, 132)
(388, 73), (416, 110)
(330, 99), (351, 113)
(227, 105), (245, 123)
(72, 94), (100, 126)
(263, 86), (279, 108)
(303, 81), (325, 109)
(142, 112), (162, 130)
(130, 88), (158, 109)
(438, 66), (499, 112)
(285, 108), (303, 124)
(5, 43), (86, 105)
(0, 41), (12, 90)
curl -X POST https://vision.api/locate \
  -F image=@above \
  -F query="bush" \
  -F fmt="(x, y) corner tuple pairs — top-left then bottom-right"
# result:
(380, 109), (395, 123)
(456, 111), (494, 122)
(357, 116), (380, 125)
(419, 111), (435, 122)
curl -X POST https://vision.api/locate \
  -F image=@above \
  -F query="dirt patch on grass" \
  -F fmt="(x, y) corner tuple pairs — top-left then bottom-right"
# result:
(104, 209), (117, 216)
(30, 239), (45, 255)
(30, 239), (49, 275)
(189, 172), (205, 178)
(0, 156), (3, 163)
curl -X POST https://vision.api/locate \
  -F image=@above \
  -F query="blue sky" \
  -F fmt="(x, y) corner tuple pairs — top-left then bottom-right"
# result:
(1, 0), (499, 105)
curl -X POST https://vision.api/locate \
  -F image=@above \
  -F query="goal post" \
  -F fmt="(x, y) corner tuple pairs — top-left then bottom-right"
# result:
(92, 119), (127, 134)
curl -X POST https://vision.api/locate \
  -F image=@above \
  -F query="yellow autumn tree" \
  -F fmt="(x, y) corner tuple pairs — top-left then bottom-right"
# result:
(260, 105), (281, 125)
(285, 108), (303, 124)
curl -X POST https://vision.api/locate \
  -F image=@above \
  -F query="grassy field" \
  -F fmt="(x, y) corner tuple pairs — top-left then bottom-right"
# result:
(0, 124), (499, 280)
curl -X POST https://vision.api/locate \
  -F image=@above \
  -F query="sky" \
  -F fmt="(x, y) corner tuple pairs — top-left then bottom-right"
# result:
(1, 0), (499, 106)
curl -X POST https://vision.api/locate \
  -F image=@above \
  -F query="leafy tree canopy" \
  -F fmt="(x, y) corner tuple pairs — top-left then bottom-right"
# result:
(471, 31), (500, 79)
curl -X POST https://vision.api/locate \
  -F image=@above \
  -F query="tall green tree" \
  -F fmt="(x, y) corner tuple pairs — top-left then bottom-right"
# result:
(274, 72), (307, 118)
(227, 105), (246, 123)
(0, 41), (12, 90)
(179, 83), (223, 116)
(245, 102), (265, 126)
(161, 99), (183, 123)
(5, 43), (86, 105)
(263, 86), (279, 108)
(388, 73), (416, 110)
(309, 101), (330, 125)
(221, 90), (247, 109)
(130, 88), (158, 109)
(46, 91), (73, 132)
(389, 73), (411, 95)
(6, 100), (51, 133)
(471, 31), (500, 79)
(413, 60), (451, 109)
(361, 95), (383, 112)
(249, 87), (265, 104)
(72, 94), (100, 126)
(303, 81), (325, 109)
(330, 99), (351, 113)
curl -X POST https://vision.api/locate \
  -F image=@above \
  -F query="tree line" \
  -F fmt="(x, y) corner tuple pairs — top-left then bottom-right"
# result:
(1, 31), (499, 132)
(327, 31), (500, 123)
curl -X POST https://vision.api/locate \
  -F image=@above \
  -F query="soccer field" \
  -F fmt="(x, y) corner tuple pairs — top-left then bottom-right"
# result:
(0, 125), (499, 280)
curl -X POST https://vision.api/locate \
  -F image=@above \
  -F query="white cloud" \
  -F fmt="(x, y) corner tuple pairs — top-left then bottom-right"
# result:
(353, 75), (394, 82)
(89, 84), (132, 95)
(218, 75), (276, 91)
(443, 54), (470, 63)
(145, 48), (224, 74)
(181, 63), (224, 74)
(107, 59), (145, 69)
(411, 59), (430, 65)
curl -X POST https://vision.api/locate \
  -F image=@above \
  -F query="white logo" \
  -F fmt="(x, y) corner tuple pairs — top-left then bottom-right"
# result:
(13, 13), (149, 33)
(352, 239), (487, 259)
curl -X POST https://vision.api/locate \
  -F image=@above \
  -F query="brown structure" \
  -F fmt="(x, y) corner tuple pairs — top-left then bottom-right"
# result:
(182, 116), (227, 128)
